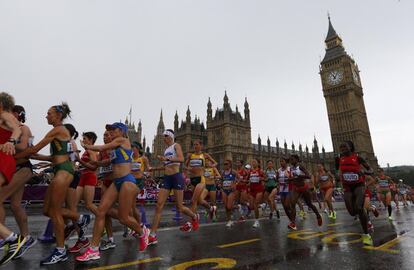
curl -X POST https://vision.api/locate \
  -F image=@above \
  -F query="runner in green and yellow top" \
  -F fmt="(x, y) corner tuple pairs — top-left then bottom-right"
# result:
(131, 142), (149, 190)
(15, 102), (90, 265)
(130, 141), (150, 232)
(200, 159), (221, 221)
(376, 168), (393, 220)
(263, 160), (280, 219)
(185, 140), (217, 215)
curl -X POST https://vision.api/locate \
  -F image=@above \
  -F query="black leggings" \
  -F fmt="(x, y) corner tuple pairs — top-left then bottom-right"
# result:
(289, 190), (320, 222)
(343, 183), (368, 234)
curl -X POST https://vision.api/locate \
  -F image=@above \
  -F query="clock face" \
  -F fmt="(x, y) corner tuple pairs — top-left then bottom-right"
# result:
(352, 69), (359, 83)
(327, 70), (343, 85)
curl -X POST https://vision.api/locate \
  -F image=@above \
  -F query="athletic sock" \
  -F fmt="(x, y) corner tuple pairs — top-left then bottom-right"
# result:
(388, 205), (392, 216)
(56, 247), (66, 253)
(108, 237), (114, 243)
(5, 232), (17, 242)
(90, 246), (99, 252)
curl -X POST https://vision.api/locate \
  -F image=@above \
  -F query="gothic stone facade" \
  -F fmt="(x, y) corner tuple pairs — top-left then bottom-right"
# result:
(151, 18), (378, 174)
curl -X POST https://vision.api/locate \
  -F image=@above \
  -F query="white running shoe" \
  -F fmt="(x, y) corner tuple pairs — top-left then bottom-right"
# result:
(225, 221), (234, 228)
(252, 220), (260, 228)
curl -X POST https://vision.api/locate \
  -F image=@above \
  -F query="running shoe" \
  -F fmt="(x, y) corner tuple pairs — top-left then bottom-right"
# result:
(40, 248), (68, 265)
(99, 240), (116, 251)
(212, 206), (217, 221)
(332, 211), (337, 220)
(0, 239), (5, 250)
(78, 214), (91, 240)
(148, 234), (158, 246)
(299, 210), (306, 219)
(324, 208), (329, 215)
(288, 222), (297, 231)
(237, 216), (246, 223)
(191, 214), (200, 231)
(367, 221), (374, 233)
(13, 235), (37, 259)
(225, 221), (234, 228)
(317, 215), (323, 226)
(64, 223), (76, 240)
(388, 216), (393, 221)
(276, 210), (281, 219)
(328, 212), (333, 219)
(362, 234), (373, 246)
(68, 238), (90, 253)
(75, 247), (100, 262)
(371, 205), (379, 218)
(138, 226), (150, 252)
(180, 222), (193, 232)
(252, 220), (260, 228)
(0, 235), (27, 265)
(269, 212), (273, 220)
(237, 204), (243, 215)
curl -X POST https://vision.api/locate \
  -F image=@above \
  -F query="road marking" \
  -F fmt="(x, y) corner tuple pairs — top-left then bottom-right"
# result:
(89, 257), (162, 270)
(217, 238), (260, 248)
(288, 229), (334, 240)
(322, 233), (363, 245)
(168, 258), (237, 270)
(364, 236), (405, 254)
(327, 222), (343, 227)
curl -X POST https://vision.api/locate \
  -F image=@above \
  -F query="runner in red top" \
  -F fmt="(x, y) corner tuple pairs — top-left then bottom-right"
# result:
(0, 92), (26, 266)
(235, 160), (249, 219)
(68, 131), (98, 253)
(336, 141), (373, 246)
(247, 158), (265, 228)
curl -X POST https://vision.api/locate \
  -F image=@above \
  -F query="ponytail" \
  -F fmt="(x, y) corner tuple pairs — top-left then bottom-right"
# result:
(12, 105), (26, 123)
(64, 123), (79, 140)
(54, 102), (71, 120)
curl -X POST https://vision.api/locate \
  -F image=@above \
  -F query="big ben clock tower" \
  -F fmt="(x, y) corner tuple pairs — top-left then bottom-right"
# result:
(320, 17), (378, 167)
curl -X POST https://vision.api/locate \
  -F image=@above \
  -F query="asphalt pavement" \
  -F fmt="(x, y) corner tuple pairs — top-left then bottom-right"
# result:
(3, 203), (414, 270)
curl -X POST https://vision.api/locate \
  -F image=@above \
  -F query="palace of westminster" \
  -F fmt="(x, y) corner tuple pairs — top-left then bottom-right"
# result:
(124, 18), (378, 175)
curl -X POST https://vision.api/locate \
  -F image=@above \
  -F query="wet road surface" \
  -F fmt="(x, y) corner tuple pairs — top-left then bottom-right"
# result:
(4, 204), (414, 270)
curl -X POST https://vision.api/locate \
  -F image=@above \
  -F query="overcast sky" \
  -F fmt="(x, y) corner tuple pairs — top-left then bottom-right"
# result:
(0, 0), (412, 167)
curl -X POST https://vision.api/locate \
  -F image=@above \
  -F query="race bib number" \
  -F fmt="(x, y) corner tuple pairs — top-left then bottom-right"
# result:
(204, 171), (211, 178)
(343, 173), (359, 182)
(267, 173), (276, 179)
(223, 180), (232, 187)
(100, 165), (113, 174)
(190, 159), (203, 167)
(320, 175), (329, 182)
(250, 176), (260, 183)
(378, 180), (388, 188)
(131, 162), (141, 172)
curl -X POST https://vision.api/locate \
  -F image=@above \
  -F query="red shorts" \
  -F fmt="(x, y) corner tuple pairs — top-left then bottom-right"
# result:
(292, 183), (309, 193)
(249, 183), (264, 197)
(79, 172), (98, 187)
(0, 152), (16, 185)
(236, 182), (249, 192)
(365, 189), (372, 199)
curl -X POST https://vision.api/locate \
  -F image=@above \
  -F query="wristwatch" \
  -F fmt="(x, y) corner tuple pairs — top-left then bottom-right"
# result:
(7, 138), (17, 145)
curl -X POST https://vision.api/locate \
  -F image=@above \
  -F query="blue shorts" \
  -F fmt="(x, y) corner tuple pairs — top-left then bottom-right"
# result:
(279, 191), (289, 198)
(222, 189), (233, 196)
(114, 174), (136, 192)
(160, 173), (184, 190)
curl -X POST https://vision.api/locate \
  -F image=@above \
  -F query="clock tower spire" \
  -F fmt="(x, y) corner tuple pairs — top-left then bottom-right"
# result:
(320, 17), (377, 167)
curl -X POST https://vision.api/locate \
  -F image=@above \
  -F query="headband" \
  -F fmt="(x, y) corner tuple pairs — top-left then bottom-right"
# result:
(163, 130), (175, 140)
